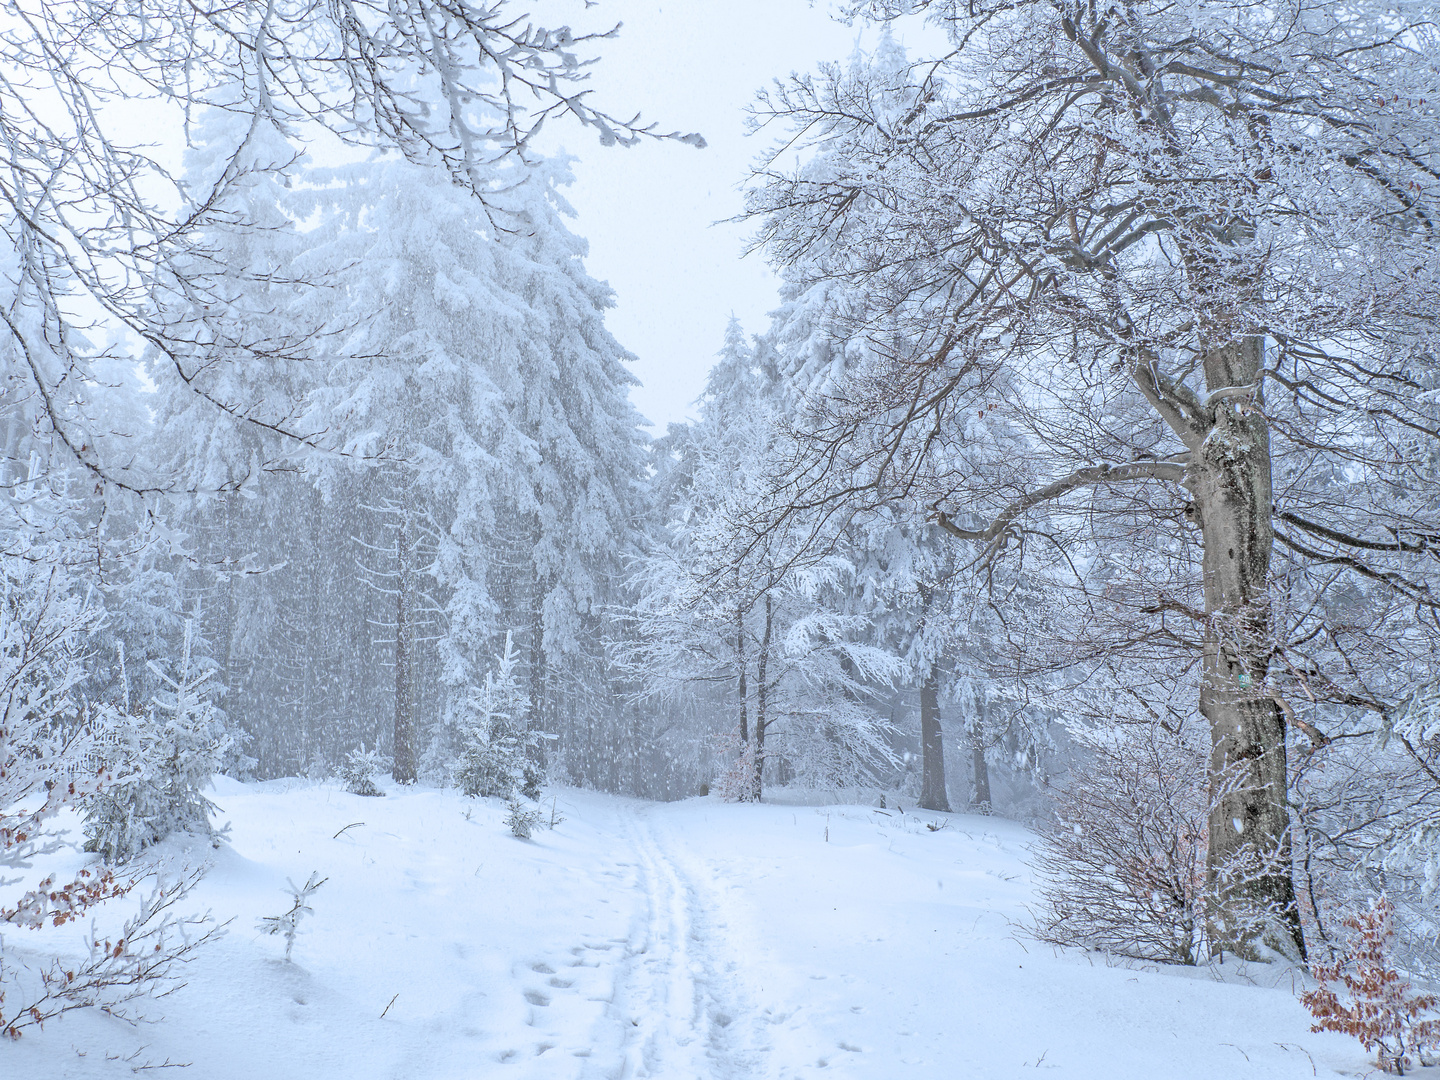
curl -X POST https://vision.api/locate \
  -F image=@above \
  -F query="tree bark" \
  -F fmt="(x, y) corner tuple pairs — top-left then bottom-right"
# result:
(736, 599), (749, 746)
(753, 594), (773, 802)
(970, 736), (991, 814)
(918, 667), (951, 812)
(1193, 336), (1303, 960)
(526, 578), (549, 774)
(392, 510), (417, 784)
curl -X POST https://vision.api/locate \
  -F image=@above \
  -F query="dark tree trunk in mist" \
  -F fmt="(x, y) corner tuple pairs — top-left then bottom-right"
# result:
(918, 668), (951, 812)
(736, 599), (749, 746)
(526, 587), (549, 772)
(970, 737), (991, 814)
(1193, 336), (1302, 960)
(752, 594), (773, 801)
(392, 513), (416, 785)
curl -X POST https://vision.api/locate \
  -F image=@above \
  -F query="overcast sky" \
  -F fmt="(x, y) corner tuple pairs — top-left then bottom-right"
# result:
(535, 2), (877, 431)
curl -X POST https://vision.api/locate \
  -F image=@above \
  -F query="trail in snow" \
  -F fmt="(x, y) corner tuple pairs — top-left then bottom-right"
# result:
(614, 803), (768, 1078)
(11, 782), (1366, 1080)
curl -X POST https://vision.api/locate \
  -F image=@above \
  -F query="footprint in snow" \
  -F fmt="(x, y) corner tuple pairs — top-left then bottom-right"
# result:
(523, 990), (550, 1006)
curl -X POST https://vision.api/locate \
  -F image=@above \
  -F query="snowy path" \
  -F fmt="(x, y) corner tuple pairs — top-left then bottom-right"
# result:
(15, 782), (1372, 1079)
(615, 803), (768, 1078)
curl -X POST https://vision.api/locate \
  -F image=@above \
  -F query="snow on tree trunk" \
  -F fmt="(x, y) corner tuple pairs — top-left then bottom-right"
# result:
(1194, 335), (1302, 960)
(919, 667), (951, 813)
(736, 596), (749, 746)
(970, 739), (991, 815)
(392, 511), (417, 786)
(525, 575), (549, 779)
(753, 594), (773, 802)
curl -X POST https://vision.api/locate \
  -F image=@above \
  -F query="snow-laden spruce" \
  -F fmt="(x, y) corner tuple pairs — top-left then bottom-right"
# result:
(455, 632), (545, 802)
(83, 622), (236, 862)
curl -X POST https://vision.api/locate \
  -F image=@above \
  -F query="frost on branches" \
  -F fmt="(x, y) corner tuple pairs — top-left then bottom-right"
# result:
(1, 565), (123, 935)
(1302, 897), (1440, 1074)
(456, 633), (544, 801)
(339, 748), (388, 797)
(257, 873), (327, 964)
(82, 621), (235, 862)
(504, 794), (544, 840)
(1032, 719), (1209, 965)
(0, 565), (216, 1038)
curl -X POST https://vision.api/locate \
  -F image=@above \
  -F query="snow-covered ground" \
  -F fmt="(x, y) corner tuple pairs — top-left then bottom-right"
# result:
(14, 781), (1369, 1078)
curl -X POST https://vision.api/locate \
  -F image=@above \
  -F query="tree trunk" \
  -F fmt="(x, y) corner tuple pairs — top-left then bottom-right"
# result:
(736, 600), (748, 745)
(970, 739), (991, 813)
(918, 667), (951, 812)
(1195, 336), (1302, 960)
(753, 594), (772, 802)
(392, 511), (417, 784)
(526, 578), (548, 774)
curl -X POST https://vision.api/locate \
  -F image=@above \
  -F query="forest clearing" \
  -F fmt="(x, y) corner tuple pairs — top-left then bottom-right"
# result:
(11, 781), (1355, 1079)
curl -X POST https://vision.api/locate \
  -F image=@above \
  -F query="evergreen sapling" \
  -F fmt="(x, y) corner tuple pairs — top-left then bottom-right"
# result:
(505, 794), (543, 840)
(83, 621), (234, 862)
(456, 632), (545, 800)
(258, 873), (327, 963)
(339, 747), (388, 797)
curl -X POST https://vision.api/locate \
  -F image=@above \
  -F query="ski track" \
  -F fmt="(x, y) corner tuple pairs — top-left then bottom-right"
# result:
(614, 803), (768, 1079)
(16, 786), (1355, 1080)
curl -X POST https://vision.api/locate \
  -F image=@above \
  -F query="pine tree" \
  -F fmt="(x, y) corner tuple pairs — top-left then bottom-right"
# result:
(455, 633), (544, 800)
(83, 621), (235, 861)
(339, 747), (388, 797)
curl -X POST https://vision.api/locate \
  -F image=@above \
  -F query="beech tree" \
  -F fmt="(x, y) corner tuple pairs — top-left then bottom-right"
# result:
(747, 6), (1440, 958)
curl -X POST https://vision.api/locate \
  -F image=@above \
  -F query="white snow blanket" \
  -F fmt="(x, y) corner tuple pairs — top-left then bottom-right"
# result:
(13, 781), (1360, 1077)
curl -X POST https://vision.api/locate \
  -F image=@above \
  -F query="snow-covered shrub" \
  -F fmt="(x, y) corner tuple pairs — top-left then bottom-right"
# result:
(1031, 719), (1209, 965)
(2, 867), (219, 1040)
(774, 708), (899, 794)
(82, 622), (234, 862)
(1302, 896), (1440, 1074)
(339, 747), (388, 797)
(1, 562), (218, 1037)
(258, 872), (327, 963)
(714, 732), (759, 802)
(504, 794), (543, 840)
(456, 633), (544, 801)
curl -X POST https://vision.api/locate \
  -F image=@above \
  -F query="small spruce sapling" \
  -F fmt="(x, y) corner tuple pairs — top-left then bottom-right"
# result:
(0, 562), (223, 1038)
(505, 794), (543, 840)
(83, 620), (234, 862)
(1301, 896), (1440, 1074)
(258, 873), (327, 962)
(456, 632), (546, 800)
(339, 747), (388, 797)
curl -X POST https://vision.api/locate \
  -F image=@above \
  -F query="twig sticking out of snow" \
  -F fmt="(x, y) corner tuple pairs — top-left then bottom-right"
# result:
(257, 873), (327, 962)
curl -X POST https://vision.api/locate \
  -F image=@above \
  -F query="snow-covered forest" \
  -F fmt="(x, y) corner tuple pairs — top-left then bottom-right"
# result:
(3, 0), (1440, 1076)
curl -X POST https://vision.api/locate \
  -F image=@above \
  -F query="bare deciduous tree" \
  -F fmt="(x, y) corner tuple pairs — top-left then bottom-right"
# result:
(746, 3), (1440, 958)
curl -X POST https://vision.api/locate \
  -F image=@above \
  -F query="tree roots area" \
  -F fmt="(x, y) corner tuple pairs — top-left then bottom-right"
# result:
(16, 782), (1371, 1078)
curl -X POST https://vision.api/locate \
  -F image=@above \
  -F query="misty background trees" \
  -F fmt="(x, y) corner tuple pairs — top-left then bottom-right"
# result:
(1, 0), (1438, 1025)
